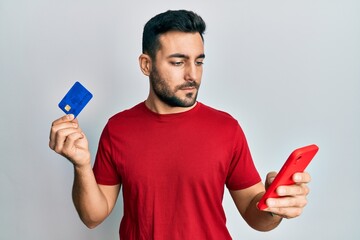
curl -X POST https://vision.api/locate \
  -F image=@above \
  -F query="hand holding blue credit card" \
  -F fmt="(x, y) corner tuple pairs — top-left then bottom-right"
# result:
(58, 81), (93, 118)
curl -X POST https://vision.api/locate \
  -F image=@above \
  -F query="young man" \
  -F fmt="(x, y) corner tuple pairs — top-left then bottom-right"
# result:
(49, 10), (311, 239)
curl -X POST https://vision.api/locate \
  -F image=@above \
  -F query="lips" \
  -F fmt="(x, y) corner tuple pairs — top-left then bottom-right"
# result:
(177, 82), (198, 91)
(181, 86), (196, 90)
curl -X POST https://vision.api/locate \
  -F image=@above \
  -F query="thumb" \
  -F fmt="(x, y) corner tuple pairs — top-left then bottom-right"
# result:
(265, 171), (277, 189)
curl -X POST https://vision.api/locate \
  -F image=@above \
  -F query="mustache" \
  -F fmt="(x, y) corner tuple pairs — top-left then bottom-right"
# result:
(176, 81), (199, 90)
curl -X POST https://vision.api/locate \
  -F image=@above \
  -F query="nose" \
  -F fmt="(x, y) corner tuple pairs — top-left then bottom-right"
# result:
(184, 62), (198, 81)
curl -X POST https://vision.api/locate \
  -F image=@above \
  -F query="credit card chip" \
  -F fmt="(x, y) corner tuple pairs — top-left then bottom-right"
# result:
(64, 104), (71, 112)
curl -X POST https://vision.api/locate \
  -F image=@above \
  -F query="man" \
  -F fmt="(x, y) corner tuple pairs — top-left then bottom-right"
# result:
(49, 10), (311, 239)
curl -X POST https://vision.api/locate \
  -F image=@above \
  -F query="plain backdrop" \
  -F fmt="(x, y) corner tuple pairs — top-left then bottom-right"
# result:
(1, 0), (359, 239)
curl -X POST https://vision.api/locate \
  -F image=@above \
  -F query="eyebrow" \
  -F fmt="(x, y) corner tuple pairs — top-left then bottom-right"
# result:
(167, 53), (205, 59)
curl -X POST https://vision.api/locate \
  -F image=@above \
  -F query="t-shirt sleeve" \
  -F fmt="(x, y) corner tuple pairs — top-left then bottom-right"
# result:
(93, 123), (122, 185)
(226, 124), (261, 190)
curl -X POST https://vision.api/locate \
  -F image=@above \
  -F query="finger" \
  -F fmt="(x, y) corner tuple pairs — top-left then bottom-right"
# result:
(49, 121), (78, 149)
(293, 172), (311, 184)
(51, 127), (82, 153)
(276, 184), (310, 197)
(51, 114), (75, 126)
(266, 206), (304, 219)
(265, 171), (277, 188)
(51, 121), (78, 136)
(268, 195), (308, 208)
(62, 131), (85, 156)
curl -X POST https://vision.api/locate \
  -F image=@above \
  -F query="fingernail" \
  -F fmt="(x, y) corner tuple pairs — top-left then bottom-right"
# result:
(294, 174), (302, 182)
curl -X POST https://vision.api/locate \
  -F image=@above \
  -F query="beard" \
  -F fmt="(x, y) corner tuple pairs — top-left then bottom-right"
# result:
(149, 66), (200, 108)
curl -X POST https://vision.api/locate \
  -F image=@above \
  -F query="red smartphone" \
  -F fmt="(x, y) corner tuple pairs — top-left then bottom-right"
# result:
(257, 144), (319, 211)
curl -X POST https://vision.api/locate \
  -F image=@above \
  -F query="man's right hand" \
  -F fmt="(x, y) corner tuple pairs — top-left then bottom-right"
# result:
(49, 114), (91, 167)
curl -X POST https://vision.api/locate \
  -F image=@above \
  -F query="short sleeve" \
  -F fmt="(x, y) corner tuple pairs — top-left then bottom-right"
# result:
(226, 124), (261, 190)
(93, 124), (122, 185)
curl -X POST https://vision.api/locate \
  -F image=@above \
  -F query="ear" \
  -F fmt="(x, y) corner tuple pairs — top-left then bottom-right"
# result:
(139, 54), (152, 76)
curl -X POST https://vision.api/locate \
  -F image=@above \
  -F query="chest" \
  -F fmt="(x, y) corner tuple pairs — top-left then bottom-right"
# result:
(114, 122), (235, 189)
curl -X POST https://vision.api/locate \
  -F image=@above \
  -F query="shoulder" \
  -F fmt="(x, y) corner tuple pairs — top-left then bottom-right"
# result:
(109, 102), (145, 121)
(104, 102), (147, 131)
(198, 102), (239, 126)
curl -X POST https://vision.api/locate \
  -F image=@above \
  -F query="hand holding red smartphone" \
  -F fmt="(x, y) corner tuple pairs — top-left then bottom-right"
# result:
(257, 144), (319, 211)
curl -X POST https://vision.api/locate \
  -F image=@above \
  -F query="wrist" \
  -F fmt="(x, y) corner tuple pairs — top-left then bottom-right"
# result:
(73, 158), (92, 172)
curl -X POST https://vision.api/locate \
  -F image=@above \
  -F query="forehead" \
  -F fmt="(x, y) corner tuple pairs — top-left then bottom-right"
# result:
(157, 31), (204, 56)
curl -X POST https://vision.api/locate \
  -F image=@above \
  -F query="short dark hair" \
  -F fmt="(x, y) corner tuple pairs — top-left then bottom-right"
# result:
(142, 10), (206, 60)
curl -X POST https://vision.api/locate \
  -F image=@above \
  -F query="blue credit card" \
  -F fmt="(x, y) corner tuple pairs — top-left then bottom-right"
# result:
(58, 81), (93, 117)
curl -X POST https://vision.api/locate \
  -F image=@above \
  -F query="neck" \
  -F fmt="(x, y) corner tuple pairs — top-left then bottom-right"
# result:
(145, 97), (197, 115)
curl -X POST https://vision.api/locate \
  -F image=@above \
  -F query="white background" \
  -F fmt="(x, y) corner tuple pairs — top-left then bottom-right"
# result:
(1, 0), (359, 239)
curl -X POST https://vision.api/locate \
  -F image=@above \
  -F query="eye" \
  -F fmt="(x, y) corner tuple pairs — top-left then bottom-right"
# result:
(195, 60), (204, 66)
(170, 61), (184, 66)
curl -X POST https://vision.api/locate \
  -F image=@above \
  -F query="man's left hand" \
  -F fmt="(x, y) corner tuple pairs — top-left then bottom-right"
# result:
(264, 171), (311, 219)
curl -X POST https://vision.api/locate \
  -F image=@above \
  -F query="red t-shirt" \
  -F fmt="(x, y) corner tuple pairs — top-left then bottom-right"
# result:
(93, 102), (261, 239)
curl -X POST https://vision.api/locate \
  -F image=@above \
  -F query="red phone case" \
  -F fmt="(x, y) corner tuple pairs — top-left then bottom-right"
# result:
(257, 144), (319, 211)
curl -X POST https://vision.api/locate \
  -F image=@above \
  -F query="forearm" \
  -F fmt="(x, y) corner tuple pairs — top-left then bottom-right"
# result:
(244, 192), (282, 232)
(72, 163), (109, 228)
